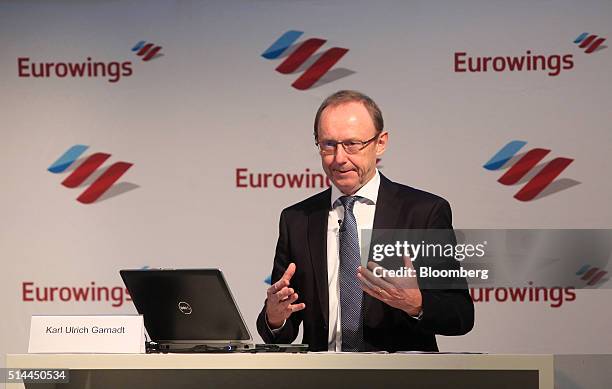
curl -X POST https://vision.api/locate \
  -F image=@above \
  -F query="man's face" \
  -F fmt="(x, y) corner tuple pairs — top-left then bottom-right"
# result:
(317, 101), (388, 195)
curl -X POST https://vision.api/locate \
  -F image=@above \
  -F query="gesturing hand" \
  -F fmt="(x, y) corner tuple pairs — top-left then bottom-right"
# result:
(265, 263), (306, 329)
(357, 256), (423, 317)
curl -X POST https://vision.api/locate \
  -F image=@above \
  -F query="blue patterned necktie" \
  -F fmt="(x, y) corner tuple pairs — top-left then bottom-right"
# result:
(338, 195), (364, 351)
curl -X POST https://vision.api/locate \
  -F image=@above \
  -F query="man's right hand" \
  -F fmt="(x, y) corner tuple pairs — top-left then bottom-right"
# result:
(265, 263), (306, 329)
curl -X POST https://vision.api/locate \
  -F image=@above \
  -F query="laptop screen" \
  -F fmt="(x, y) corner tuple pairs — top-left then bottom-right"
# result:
(120, 269), (251, 343)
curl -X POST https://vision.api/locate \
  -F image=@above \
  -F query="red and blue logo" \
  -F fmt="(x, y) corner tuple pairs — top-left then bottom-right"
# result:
(573, 33), (607, 54)
(48, 145), (134, 204)
(576, 264), (608, 287)
(132, 41), (163, 61)
(262, 30), (351, 90)
(483, 140), (575, 201)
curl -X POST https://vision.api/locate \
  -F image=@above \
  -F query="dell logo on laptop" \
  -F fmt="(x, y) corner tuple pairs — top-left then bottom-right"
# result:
(178, 301), (192, 315)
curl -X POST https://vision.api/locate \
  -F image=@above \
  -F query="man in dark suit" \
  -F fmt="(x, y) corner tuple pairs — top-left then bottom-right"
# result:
(257, 90), (474, 352)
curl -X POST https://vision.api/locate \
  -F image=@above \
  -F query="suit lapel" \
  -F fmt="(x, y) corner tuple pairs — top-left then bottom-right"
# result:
(372, 173), (401, 230)
(308, 189), (331, 325)
(364, 174), (402, 325)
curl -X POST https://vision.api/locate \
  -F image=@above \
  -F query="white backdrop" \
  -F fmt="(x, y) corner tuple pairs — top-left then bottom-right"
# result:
(1, 0), (611, 368)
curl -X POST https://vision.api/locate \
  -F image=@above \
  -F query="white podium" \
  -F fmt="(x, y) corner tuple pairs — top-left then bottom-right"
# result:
(6, 353), (553, 389)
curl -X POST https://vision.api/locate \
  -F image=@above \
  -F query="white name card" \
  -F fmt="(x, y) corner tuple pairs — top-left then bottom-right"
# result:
(28, 315), (145, 354)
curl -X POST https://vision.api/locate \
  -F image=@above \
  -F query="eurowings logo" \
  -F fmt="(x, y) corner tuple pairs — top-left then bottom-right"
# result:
(16, 40), (163, 83)
(132, 41), (163, 61)
(576, 265), (608, 287)
(262, 30), (351, 90)
(483, 141), (576, 201)
(573, 33), (607, 54)
(48, 145), (134, 204)
(454, 33), (607, 76)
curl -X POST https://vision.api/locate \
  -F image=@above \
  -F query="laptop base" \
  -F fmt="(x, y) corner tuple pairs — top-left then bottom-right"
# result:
(146, 341), (308, 353)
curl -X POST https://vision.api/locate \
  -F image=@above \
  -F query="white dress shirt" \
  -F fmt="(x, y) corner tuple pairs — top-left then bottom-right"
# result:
(327, 170), (380, 351)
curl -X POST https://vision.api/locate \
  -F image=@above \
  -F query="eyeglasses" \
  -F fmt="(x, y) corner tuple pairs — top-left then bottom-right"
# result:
(316, 134), (379, 155)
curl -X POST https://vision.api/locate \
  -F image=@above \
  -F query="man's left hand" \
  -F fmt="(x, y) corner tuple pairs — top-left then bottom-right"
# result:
(357, 256), (422, 317)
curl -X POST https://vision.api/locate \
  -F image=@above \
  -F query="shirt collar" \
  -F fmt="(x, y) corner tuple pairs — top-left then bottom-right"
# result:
(330, 169), (380, 208)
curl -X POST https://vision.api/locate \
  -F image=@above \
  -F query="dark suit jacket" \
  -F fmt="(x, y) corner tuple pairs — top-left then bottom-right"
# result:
(256, 174), (474, 351)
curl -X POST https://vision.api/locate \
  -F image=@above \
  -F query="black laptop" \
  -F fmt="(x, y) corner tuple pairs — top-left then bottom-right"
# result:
(120, 268), (253, 352)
